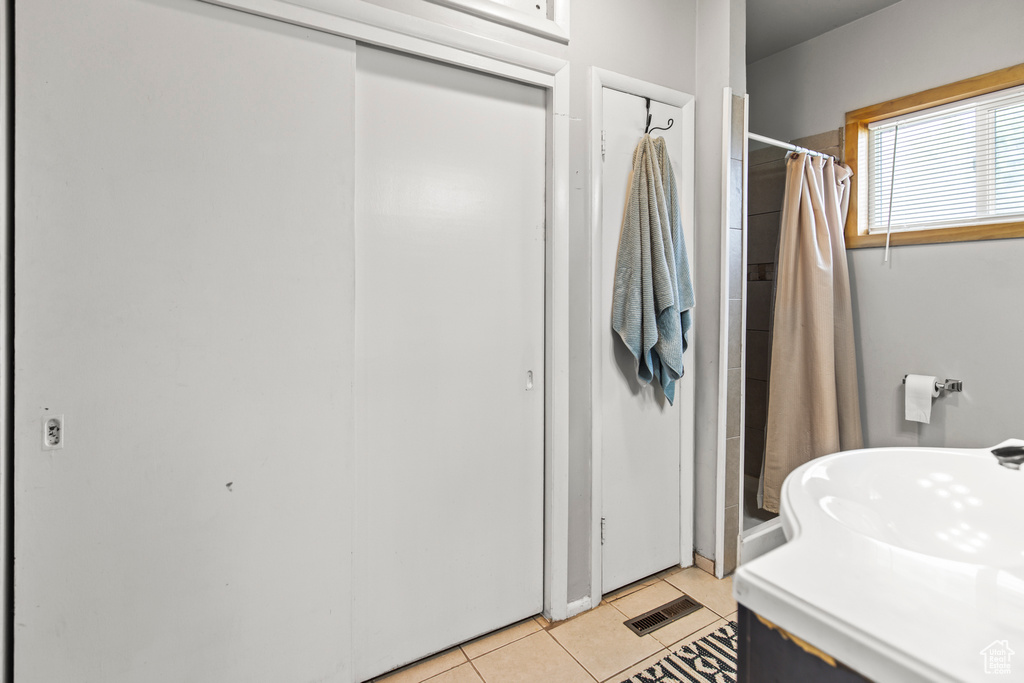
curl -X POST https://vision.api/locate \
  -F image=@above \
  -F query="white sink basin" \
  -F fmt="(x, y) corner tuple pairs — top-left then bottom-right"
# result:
(734, 440), (1024, 683)
(785, 442), (1024, 567)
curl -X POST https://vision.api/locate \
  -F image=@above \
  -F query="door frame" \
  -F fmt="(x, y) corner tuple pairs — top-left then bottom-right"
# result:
(2, 0), (11, 679)
(587, 68), (696, 608)
(199, 0), (571, 626)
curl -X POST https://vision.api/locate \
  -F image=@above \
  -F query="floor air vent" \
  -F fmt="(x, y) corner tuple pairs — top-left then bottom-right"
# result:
(623, 595), (702, 636)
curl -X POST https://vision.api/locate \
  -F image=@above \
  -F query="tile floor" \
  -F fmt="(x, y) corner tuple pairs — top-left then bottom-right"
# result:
(372, 566), (737, 683)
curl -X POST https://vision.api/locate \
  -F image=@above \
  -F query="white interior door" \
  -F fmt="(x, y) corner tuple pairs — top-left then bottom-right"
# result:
(600, 88), (689, 594)
(353, 46), (547, 680)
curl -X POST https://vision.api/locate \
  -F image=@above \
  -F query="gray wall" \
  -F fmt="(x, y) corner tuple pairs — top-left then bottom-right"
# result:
(747, 0), (1024, 449)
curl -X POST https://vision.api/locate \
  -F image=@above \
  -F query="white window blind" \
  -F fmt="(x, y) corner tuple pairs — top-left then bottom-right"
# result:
(867, 85), (1024, 233)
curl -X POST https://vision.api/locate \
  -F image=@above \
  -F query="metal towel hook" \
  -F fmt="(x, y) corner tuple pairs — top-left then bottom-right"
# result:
(644, 97), (674, 135)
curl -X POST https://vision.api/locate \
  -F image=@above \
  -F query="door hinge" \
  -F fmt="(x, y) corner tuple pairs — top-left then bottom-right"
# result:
(601, 130), (607, 161)
(601, 516), (606, 545)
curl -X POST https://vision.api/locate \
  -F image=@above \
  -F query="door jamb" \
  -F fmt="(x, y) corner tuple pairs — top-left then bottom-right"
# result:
(2, 0), (12, 679)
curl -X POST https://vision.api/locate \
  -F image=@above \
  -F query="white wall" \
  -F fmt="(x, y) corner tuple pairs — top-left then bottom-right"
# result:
(747, 0), (1024, 449)
(15, 1), (357, 680)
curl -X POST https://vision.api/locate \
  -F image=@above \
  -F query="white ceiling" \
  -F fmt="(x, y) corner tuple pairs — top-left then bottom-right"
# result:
(746, 0), (903, 63)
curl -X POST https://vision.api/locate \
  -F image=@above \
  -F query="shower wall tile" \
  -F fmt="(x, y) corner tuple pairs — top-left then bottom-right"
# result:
(747, 212), (780, 265)
(726, 437), (740, 508)
(747, 160), (786, 215)
(749, 129), (841, 167)
(745, 331), (770, 381)
(723, 505), (739, 576)
(722, 93), (746, 579)
(746, 282), (772, 332)
(730, 94), (745, 161)
(728, 300), (742, 370)
(748, 145), (787, 167)
(726, 368), (742, 439)
(745, 379), (767, 430)
(728, 228), (743, 300)
(729, 159), (743, 229)
(792, 128), (842, 158)
(746, 262), (772, 282)
(745, 427), (765, 478)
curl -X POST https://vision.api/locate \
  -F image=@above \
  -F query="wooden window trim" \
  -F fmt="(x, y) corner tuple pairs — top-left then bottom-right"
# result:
(845, 62), (1024, 249)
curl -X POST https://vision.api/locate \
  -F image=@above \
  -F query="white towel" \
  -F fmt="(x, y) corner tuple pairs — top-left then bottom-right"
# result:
(611, 135), (694, 404)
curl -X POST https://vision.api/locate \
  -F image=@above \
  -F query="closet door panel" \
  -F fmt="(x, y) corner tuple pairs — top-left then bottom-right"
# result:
(353, 45), (547, 680)
(13, 2), (359, 680)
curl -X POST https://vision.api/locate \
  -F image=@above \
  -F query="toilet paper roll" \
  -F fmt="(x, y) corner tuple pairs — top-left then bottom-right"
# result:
(905, 374), (940, 424)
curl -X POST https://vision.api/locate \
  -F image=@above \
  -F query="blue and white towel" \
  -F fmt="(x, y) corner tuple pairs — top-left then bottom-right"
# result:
(611, 135), (694, 405)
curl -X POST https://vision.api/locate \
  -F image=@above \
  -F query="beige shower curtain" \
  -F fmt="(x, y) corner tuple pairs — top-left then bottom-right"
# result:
(762, 153), (863, 513)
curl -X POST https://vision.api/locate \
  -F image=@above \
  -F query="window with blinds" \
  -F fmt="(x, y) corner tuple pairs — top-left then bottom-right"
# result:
(867, 86), (1024, 234)
(844, 63), (1024, 249)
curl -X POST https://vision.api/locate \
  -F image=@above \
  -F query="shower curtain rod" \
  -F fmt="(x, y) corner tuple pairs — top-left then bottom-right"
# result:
(747, 131), (834, 159)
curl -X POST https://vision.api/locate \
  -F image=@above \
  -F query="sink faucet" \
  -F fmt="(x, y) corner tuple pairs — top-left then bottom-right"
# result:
(992, 445), (1024, 469)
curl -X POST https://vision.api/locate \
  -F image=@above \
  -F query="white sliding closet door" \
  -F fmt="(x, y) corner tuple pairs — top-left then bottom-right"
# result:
(353, 46), (547, 680)
(600, 88), (689, 593)
(14, 3), (359, 681)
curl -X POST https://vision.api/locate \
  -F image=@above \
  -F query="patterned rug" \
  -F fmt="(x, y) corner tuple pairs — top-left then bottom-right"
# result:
(619, 621), (738, 683)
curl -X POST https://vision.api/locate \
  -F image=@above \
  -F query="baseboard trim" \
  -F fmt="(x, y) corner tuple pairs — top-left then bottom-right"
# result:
(565, 595), (595, 620)
(694, 552), (715, 575)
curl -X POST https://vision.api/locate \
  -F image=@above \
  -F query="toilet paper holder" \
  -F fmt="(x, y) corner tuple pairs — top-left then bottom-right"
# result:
(902, 375), (963, 393)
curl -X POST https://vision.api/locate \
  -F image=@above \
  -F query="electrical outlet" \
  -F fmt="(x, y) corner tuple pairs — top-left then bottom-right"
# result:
(43, 415), (64, 450)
